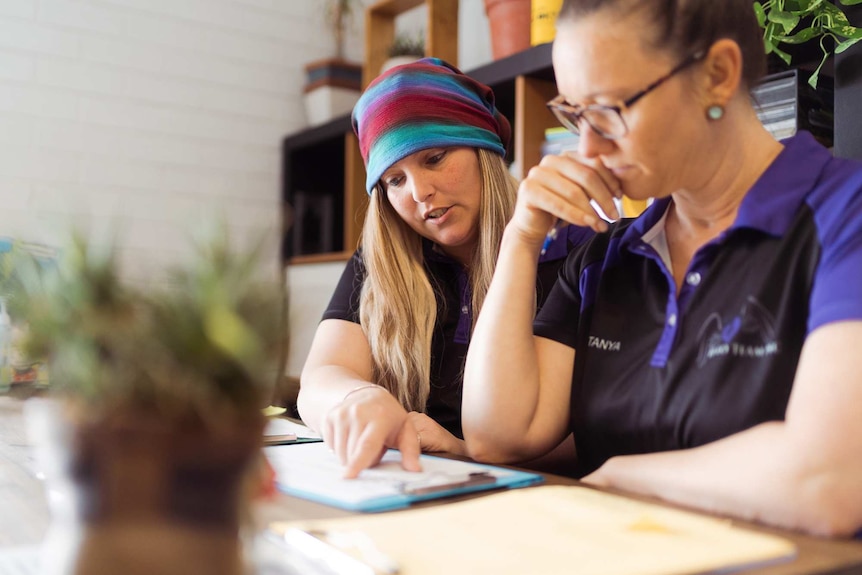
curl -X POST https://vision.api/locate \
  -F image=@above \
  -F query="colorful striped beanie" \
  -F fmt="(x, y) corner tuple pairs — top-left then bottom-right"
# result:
(352, 57), (511, 195)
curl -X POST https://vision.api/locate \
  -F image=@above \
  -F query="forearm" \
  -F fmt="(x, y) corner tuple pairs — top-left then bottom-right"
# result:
(463, 225), (546, 460)
(296, 365), (376, 433)
(589, 421), (862, 536)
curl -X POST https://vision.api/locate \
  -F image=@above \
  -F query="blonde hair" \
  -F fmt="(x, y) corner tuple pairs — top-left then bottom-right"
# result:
(359, 148), (517, 412)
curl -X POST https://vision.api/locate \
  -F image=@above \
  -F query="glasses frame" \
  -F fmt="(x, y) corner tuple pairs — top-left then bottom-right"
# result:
(546, 50), (706, 140)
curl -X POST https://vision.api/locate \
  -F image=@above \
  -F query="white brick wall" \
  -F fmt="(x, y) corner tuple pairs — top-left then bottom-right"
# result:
(0, 0), (364, 284)
(0, 0), (494, 377)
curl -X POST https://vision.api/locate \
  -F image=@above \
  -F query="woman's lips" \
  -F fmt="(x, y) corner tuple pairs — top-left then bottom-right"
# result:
(425, 206), (451, 220)
(608, 165), (634, 178)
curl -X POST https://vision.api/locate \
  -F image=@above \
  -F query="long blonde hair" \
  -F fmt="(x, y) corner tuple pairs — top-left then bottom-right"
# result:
(359, 148), (517, 412)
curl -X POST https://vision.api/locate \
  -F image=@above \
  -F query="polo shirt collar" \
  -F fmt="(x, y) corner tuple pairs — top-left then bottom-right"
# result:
(619, 131), (830, 251)
(733, 131), (830, 236)
(620, 196), (672, 252)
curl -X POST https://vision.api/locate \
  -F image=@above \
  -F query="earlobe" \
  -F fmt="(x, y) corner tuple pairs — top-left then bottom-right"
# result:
(701, 39), (742, 114)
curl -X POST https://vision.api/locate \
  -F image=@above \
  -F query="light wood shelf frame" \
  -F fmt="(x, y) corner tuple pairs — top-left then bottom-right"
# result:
(363, 0), (459, 87)
(338, 0), (461, 260)
(514, 75), (558, 180)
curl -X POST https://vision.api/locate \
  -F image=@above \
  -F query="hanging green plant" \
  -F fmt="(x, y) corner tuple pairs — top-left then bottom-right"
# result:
(754, 0), (862, 88)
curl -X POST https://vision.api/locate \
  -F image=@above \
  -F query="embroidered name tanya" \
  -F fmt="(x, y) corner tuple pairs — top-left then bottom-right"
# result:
(588, 336), (621, 351)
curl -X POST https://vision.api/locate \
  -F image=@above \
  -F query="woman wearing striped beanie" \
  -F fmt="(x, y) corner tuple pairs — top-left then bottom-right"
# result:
(298, 58), (591, 477)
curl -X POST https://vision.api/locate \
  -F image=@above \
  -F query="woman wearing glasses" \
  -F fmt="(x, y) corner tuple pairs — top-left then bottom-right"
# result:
(298, 58), (591, 478)
(463, 0), (862, 535)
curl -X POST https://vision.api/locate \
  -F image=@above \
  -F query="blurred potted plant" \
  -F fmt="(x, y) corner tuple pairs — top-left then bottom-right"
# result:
(9, 227), (286, 575)
(380, 31), (425, 74)
(304, 0), (365, 126)
(755, 0), (862, 87)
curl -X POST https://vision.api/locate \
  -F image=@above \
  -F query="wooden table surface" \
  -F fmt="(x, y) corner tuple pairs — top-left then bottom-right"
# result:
(3, 396), (862, 574)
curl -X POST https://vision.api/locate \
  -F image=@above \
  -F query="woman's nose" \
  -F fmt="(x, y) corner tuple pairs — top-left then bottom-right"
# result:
(410, 178), (436, 203)
(577, 121), (615, 159)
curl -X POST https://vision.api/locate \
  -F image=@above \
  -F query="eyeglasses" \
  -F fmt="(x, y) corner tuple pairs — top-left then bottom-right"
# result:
(546, 50), (706, 140)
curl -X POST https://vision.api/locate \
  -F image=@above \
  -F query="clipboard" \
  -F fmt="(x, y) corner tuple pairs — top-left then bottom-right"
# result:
(264, 441), (544, 512)
(264, 417), (323, 446)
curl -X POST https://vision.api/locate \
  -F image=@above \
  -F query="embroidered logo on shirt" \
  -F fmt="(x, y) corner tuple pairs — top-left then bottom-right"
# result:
(588, 336), (621, 352)
(696, 296), (779, 367)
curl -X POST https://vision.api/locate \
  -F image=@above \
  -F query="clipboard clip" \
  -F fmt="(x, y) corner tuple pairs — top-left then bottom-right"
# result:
(400, 471), (496, 495)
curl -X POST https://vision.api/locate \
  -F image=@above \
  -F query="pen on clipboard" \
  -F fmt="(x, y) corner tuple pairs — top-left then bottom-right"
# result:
(266, 527), (400, 575)
(540, 219), (566, 256)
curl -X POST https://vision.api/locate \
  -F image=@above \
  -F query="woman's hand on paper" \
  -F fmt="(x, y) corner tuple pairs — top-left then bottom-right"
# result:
(511, 152), (622, 242)
(323, 385), (422, 478)
(407, 412), (467, 456)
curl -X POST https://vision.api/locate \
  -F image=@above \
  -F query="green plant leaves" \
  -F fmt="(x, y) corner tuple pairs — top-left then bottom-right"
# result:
(754, 2), (767, 26)
(768, 9), (801, 32)
(778, 27), (821, 42)
(789, 0), (825, 14)
(755, 0), (861, 87)
(836, 35), (862, 52)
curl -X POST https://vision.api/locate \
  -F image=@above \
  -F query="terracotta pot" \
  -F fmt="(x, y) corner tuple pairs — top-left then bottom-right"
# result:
(26, 399), (265, 575)
(485, 0), (532, 60)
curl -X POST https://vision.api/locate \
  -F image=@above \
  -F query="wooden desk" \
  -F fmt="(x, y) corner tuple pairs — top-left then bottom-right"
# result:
(3, 396), (862, 574)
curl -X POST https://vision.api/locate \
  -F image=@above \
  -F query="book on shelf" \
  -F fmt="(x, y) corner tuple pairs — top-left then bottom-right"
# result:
(541, 126), (580, 157)
(752, 69), (833, 144)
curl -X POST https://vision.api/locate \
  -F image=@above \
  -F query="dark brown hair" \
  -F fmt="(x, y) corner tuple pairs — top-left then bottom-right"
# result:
(558, 0), (766, 89)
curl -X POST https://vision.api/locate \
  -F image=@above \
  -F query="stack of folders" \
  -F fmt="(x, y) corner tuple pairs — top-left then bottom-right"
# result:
(267, 485), (797, 575)
(751, 68), (834, 144)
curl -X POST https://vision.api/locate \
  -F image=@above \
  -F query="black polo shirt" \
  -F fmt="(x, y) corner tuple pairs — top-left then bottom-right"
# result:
(534, 132), (862, 477)
(322, 225), (593, 439)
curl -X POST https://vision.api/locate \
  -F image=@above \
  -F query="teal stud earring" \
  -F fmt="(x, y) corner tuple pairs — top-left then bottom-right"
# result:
(707, 105), (724, 120)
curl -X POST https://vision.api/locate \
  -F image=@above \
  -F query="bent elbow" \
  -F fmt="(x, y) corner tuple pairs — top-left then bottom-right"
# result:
(800, 506), (862, 539)
(463, 428), (528, 465)
(294, 386), (311, 425)
(462, 429), (500, 463)
(797, 509), (862, 538)
(294, 371), (320, 429)
(791, 475), (862, 538)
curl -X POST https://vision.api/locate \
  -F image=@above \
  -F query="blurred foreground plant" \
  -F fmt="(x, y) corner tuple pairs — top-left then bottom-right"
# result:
(5, 228), (286, 428)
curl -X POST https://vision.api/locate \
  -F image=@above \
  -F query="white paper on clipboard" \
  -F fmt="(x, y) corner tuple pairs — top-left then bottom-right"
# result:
(264, 442), (542, 512)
